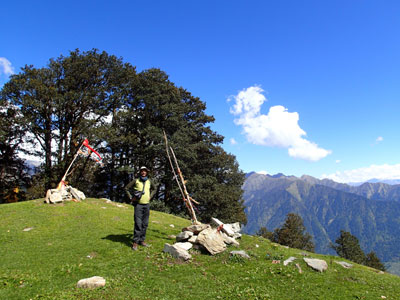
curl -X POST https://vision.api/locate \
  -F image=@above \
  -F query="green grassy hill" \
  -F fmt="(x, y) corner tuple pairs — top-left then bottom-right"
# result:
(1, 199), (399, 300)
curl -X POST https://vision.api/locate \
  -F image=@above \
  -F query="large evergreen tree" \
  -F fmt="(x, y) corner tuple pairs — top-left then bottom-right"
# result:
(1, 49), (130, 192)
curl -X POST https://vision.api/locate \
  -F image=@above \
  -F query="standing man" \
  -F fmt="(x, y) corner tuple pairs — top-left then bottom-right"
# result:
(124, 166), (157, 251)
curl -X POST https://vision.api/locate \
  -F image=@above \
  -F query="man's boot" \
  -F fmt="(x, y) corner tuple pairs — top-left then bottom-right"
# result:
(140, 241), (150, 247)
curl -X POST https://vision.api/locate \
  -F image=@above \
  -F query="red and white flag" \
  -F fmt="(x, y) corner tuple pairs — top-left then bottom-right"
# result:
(79, 139), (103, 165)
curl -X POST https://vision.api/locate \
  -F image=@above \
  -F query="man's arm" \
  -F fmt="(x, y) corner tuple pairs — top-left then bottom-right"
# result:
(124, 177), (137, 200)
(150, 178), (160, 200)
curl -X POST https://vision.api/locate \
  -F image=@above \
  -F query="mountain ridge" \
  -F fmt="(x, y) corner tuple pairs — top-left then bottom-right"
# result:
(243, 172), (400, 275)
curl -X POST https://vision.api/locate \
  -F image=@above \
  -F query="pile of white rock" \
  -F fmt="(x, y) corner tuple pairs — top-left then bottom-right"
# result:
(163, 217), (242, 261)
(45, 186), (86, 204)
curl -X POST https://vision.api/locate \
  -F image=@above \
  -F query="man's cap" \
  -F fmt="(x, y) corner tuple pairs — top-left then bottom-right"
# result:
(140, 166), (149, 171)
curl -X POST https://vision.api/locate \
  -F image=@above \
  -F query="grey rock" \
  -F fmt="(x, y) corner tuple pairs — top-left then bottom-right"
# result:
(174, 242), (193, 251)
(304, 258), (328, 272)
(188, 235), (198, 243)
(196, 227), (226, 255)
(211, 217), (235, 237)
(228, 222), (241, 233)
(221, 232), (240, 246)
(182, 224), (210, 234)
(163, 243), (191, 261)
(77, 276), (106, 289)
(230, 250), (250, 259)
(176, 231), (194, 242)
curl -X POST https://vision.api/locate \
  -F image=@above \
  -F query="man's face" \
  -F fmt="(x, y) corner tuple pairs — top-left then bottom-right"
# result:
(140, 169), (148, 177)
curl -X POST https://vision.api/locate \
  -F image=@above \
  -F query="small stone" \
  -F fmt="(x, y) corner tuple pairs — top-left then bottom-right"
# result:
(116, 204), (124, 208)
(168, 235), (176, 239)
(77, 276), (106, 289)
(230, 250), (250, 259)
(295, 263), (303, 274)
(335, 261), (353, 269)
(23, 227), (33, 232)
(283, 257), (297, 266)
(169, 224), (175, 228)
(101, 207), (107, 209)
(255, 244), (259, 248)
(176, 231), (194, 242)
(188, 235), (198, 243)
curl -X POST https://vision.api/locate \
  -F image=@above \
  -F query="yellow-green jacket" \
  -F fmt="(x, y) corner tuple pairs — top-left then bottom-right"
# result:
(124, 177), (156, 204)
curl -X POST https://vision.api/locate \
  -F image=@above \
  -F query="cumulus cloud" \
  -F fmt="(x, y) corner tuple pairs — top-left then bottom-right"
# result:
(0, 57), (15, 76)
(256, 170), (268, 175)
(376, 136), (383, 143)
(229, 85), (331, 161)
(322, 163), (400, 183)
(230, 138), (238, 145)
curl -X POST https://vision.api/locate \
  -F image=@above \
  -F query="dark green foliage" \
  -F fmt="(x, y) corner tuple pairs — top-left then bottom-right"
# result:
(0, 49), (246, 224)
(331, 230), (366, 264)
(365, 251), (386, 271)
(271, 213), (315, 252)
(256, 226), (274, 240)
(0, 100), (30, 203)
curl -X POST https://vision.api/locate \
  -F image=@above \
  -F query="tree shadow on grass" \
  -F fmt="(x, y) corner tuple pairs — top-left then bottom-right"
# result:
(102, 233), (133, 248)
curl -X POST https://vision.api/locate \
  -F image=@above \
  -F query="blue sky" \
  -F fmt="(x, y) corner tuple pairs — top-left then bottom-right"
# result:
(1, 1), (400, 182)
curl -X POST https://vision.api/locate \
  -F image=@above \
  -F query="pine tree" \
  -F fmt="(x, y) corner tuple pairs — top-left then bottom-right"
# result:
(256, 226), (274, 240)
(331, 230), (366, 264)
(272, 213), (315, 252)
(365, 251), (386, 271)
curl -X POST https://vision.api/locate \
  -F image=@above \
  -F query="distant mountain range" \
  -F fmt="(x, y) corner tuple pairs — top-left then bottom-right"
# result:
(242, 172), (400, 274)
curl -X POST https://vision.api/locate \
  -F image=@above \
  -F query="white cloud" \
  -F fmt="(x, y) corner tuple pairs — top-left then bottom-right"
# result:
(0, 57), (15, 76)
(322, 163), (400, 183)
(335, 160), (341, 164)
(230, 138), (237, 145)
(229, 85), (331, 161)
(256, 170), (268, 175)
(376, 136), (383, 143)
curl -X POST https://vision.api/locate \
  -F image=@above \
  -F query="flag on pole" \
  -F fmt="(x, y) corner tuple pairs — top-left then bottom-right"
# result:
(79, 139), (103, 165)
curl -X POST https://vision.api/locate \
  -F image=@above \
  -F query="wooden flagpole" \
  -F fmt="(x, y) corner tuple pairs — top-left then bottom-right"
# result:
(163, 131), (198, 223)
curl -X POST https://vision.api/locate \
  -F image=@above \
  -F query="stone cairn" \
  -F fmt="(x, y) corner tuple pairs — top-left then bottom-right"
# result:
(163, 217), (242, 261)
(45, 186), (86, 204)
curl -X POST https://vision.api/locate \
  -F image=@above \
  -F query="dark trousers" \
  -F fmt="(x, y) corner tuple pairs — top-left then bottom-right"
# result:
(133, 203), (150, 244)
